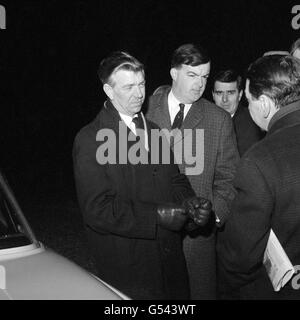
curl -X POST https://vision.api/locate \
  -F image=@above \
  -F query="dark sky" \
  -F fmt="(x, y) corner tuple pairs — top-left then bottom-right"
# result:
(0, 0), (299, 191)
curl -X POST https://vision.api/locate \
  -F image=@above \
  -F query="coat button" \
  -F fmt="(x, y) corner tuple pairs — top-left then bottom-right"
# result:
(164, 247), (170, 253)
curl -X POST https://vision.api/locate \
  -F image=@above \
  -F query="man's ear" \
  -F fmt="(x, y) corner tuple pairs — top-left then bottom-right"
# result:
(259, 94), (272, 118)
(103, 83), (114, 100)
(170, 68), (177, 81)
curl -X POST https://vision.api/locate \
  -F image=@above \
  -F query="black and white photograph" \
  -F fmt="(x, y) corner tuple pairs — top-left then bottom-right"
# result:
(1, 0), (300, 303)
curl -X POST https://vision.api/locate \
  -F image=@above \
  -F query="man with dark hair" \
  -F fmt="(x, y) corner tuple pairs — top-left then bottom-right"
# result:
(212, 69), (265, 156)
(218, 54), (300, 299)
(146, 43), (240, 299)
(73, 51), (212, 299)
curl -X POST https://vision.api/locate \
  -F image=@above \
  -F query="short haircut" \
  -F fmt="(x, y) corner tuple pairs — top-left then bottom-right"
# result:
(97, 51), (144, 85)
(171, 43), (210, 69)
(246, 54), (300, 108)
(290, 38), (300, 56)
(212, 69), (243, 92)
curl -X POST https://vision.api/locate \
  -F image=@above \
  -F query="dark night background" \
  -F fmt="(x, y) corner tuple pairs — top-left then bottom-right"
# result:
(0, 0), (299, 272)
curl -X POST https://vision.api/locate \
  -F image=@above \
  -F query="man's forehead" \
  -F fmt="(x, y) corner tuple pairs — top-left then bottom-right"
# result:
(111, 69), (144, 84)
(214, 81), (238, 91)
(180, 63), (210, 74)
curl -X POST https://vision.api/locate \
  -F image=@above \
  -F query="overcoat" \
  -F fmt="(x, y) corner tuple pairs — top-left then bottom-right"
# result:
(73, 100), (195, 300)
(218, 101), (300, 299)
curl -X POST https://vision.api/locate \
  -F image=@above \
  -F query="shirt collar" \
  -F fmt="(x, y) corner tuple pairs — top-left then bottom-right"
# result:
(118, 111), (149, 151)
(169, 89), (192, 109)
(118, 112), (135, 128)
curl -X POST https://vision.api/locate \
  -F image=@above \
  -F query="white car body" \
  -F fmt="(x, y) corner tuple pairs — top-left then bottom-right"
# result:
(0, 172), (130, 300)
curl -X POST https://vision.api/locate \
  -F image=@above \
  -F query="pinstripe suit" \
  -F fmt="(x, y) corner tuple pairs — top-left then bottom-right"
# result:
(146, 86), (240, 299)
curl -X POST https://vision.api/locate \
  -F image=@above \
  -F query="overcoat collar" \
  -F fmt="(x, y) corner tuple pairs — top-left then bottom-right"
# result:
(95, 100), (122, 131)
(268, 100), (300, 135)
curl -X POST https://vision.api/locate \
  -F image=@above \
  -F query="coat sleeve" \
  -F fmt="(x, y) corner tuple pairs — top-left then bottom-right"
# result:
(213, 113), (240, 226)
(72, 130), (157, 239)
(218, 157), (273, 288)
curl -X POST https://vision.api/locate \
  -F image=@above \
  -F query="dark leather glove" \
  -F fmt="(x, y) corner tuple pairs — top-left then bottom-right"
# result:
(183, 196), (212, 226)
(157, 204), (188, 231)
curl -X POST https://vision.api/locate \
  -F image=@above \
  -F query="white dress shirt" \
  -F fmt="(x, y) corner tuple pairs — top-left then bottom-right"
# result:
(119, 112), (149, 151)
(168, 90), (192, 125)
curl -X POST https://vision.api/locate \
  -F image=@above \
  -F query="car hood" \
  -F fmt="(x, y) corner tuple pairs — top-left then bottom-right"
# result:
(0, 244), (128, 300)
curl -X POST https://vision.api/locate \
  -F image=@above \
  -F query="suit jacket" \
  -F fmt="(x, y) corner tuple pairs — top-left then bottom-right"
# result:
(72, 100), (195, 300)
(233, 103), (266, 156)
(218, 101), (300, 299)
(146, 86), (240, 299)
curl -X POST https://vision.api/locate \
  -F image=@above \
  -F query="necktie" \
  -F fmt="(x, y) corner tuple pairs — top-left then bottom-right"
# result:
(132, 113), (147, 152)
(171, 103), (185, 130)
(132, 112), (144, 131)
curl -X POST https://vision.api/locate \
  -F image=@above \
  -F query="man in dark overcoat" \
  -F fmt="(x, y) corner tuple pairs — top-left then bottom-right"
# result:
(218, 54), (300, 299)
(73, 51), (212, 300)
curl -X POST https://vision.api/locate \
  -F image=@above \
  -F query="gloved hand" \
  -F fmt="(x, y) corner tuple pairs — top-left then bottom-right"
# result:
(157, 204), (188, 231)
(182, 196), (212, 226)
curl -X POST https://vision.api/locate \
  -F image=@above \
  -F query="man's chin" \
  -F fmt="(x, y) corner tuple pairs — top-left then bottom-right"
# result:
(191, 91), (203, 102)
(132, 105), (143, 113)
(221, 105), (232, 112)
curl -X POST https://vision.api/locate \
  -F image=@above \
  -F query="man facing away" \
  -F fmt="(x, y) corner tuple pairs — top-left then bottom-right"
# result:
(72, 51), (212, 300)
(212, 69), (265, 156)
(147, 44), (240, 299)
(218, 54), (300, 299)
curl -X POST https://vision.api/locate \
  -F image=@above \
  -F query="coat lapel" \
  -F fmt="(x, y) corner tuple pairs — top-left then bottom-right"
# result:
(155, 88), (172, 130)
(97, 101), (138, 196)
(182, 100), (205, 131)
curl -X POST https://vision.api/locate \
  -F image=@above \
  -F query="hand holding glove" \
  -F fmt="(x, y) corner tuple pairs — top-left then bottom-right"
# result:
(157, 204), (188, 231)
(183, 196), (212, 226)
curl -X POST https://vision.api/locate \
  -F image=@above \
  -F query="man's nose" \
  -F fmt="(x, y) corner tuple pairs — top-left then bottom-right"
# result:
(222, 93), (228, 103)
(196, 77), (203, 87)
(135, 86), (143, 97)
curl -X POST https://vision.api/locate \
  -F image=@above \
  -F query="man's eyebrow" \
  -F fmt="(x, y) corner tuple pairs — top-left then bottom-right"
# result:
(187, 71), (198, 75)
(122, 83), (134, 88)
(122, 80), (145, 88)
(187, 71), (210, 77)
(214, 89), (237, 92)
